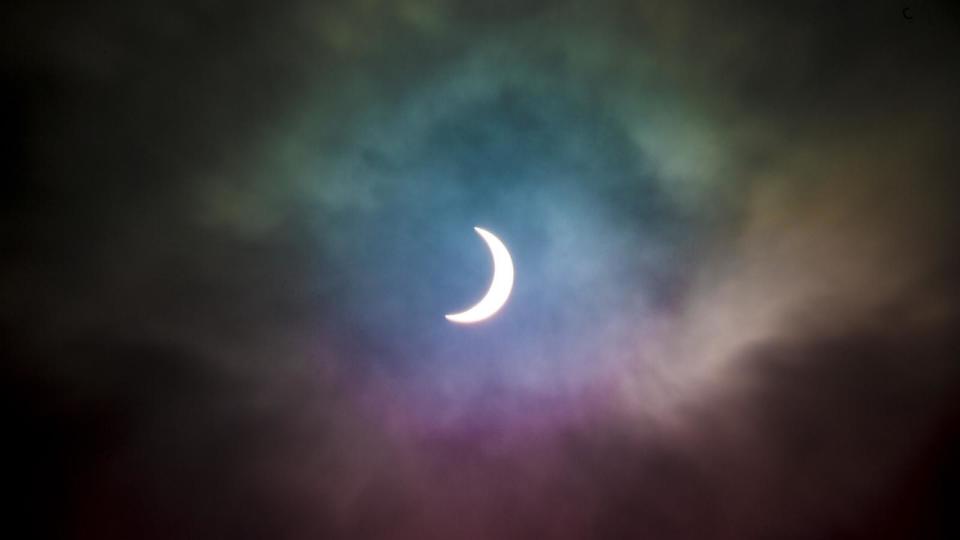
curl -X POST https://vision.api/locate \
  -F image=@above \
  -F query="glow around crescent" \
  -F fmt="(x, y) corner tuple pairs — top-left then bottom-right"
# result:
(445, 227), (514, 324)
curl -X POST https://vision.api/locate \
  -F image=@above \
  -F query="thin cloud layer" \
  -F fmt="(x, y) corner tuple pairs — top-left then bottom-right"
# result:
(4, 1), (960, 538)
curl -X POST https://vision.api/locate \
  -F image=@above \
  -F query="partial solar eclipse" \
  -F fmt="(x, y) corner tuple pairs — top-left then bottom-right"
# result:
(445, 227), (514, 324)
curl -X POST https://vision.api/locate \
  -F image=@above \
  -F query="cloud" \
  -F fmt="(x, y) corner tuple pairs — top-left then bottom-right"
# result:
(5, 0), (960, 538)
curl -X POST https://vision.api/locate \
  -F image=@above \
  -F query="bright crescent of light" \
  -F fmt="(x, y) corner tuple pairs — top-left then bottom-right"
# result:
(445, 227), (514, 324)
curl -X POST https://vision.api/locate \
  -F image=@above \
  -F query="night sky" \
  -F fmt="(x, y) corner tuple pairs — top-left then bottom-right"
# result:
(4, 1), (960, 538)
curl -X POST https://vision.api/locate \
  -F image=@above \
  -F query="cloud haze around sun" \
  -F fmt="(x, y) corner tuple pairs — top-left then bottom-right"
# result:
(4, 1), (960, 538)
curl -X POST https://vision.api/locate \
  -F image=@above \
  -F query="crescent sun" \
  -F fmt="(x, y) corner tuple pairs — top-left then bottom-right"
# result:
(445, 227), (515, 324)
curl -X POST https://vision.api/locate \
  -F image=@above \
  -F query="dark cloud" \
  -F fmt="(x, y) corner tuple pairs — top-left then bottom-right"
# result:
(4, 0), (960, 538)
